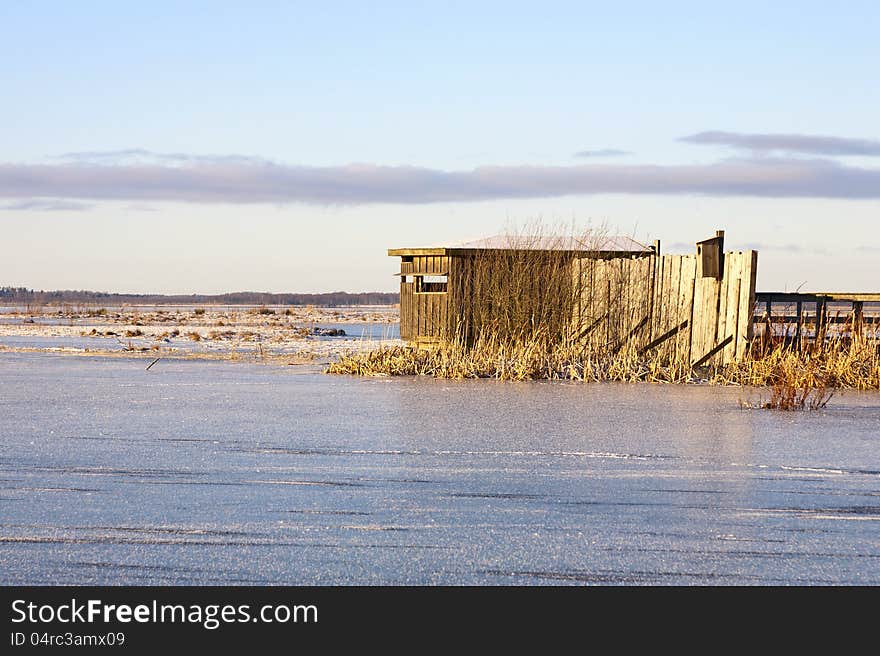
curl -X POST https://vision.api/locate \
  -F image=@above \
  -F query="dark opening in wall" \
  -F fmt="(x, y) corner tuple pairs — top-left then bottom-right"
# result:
(416, 274), (448, 293)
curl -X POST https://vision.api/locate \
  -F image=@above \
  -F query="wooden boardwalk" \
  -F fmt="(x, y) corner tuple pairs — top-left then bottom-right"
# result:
(753, 292), (880, 351)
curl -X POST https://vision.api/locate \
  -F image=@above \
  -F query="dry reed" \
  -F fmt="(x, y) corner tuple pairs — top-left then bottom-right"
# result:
(327, 329), (878, 395)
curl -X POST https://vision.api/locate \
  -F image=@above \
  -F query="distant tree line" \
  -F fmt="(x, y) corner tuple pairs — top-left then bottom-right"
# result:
(0, 287), (398, 306)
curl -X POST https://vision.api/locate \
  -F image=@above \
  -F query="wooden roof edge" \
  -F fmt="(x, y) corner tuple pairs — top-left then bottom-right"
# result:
(388, 247), (449, 256)
(445, 247), (654, 257)
(389, 246), (653, 257)
(392, 271), (449, 276)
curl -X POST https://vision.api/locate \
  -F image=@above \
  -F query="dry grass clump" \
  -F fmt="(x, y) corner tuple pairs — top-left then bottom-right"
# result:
(327, 332), (692, 383)
(327, 333), (876, 408)
(734, 354), (837, 410)
(718, 334), (880, 391)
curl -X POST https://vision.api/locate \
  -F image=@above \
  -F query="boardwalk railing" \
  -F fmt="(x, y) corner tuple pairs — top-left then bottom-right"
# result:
(753, 292), (880, 351)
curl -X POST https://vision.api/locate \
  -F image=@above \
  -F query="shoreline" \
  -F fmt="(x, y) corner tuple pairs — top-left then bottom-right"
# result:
(0, 304), (402, 364)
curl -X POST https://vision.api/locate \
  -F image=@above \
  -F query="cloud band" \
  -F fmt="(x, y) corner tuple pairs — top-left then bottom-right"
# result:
(680, 131), (880, 157)
(1, 154), (878, 206)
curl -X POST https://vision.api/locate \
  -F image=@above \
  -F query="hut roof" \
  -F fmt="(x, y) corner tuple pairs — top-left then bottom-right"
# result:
(389, 233), (651, 256)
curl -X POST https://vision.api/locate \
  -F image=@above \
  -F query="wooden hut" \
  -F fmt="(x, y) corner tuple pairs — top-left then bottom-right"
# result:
(390, 230), (759, 367)
(389, 234), (654, 345)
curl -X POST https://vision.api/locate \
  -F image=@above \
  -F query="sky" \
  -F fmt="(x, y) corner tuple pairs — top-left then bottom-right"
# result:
(1, 1), (878, 294)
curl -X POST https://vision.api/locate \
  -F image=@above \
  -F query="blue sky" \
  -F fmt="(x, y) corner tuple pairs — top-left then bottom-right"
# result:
(1, 1), (878, 293)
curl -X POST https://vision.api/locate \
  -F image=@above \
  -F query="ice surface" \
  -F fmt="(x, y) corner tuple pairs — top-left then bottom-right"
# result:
(0, 353), (878, 585)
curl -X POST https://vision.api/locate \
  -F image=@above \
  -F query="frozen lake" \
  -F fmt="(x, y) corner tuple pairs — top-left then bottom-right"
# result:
(0, 353), (878, 585)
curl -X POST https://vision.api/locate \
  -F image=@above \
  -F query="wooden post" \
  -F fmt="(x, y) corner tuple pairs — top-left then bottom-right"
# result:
(853, 301), (864, 339)
(816, 299), (828, 345)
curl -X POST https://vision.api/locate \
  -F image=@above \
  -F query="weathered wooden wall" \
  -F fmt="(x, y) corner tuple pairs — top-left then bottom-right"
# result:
(398, 246), (757, 364)
(398, 255), (450, 341)
(572, 250), (757, 365)
(572, 255), (655, 352)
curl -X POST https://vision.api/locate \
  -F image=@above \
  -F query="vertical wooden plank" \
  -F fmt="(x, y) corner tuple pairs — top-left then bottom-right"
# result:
(727, 277), (742, 364)
(402, 279), (409, 340)
(628, 257), (640, 346)
(691, 253), (706, 361)
(401, 281), (413, 339)
(625, 257), (637, 345)
(405, 280), (412, 340)
(691, 249), (722, 365)
(721, 252), (740, 364)
(663, 255), (682, 362)
(444, 255), (450, 338)
(436, 293), (442, 339)
(440, 288), (448, 339)
(410, 280), (417, 339)
(419, 294), (431, 337)
(733, 252), (747, 360)
(736, 250), (758, 358)
(662, 255), (676, 361)
(411, 289), (418, 338)
(703, 259), (722, 364)
(648, 253), (664, 341)
(424, 293), (431, 338)
(654, 255), (665, 340)
(716, 251), (731, 364)
(654, 256), (669, 358)
(630, 257), (646, 346)
(644, 255), (655, 344)
(677, 255), (697, 367)
(666, 254), (678, 332)
(425, 293), (432, 338)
